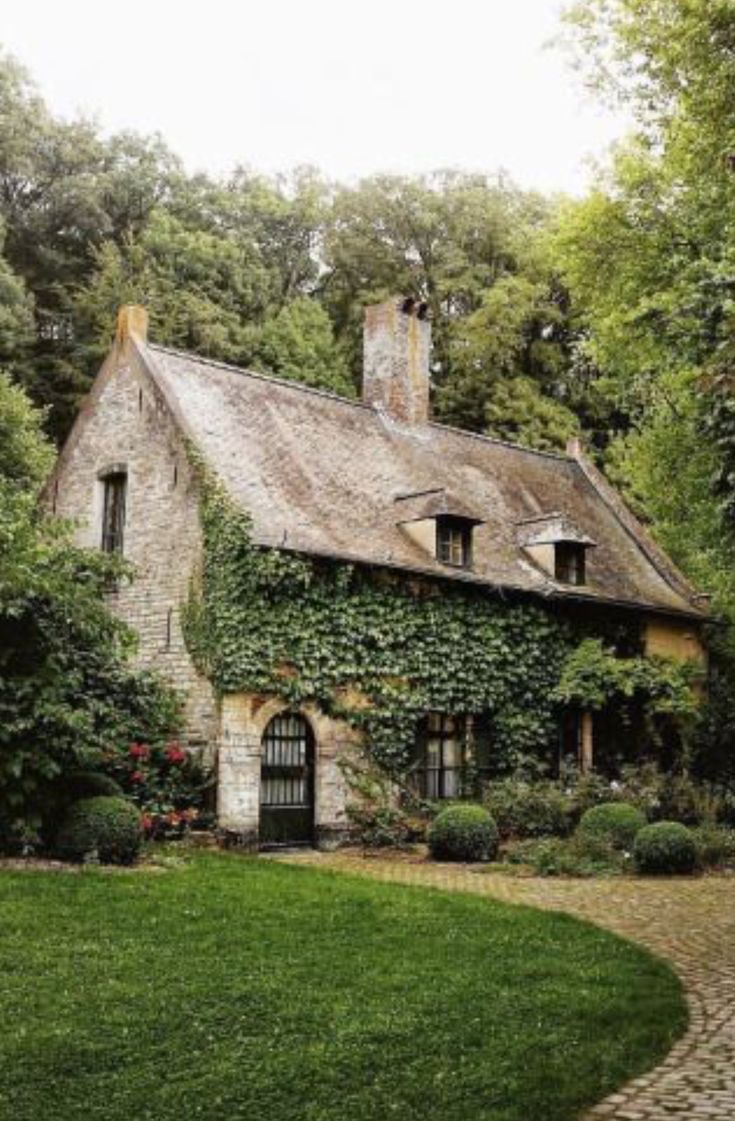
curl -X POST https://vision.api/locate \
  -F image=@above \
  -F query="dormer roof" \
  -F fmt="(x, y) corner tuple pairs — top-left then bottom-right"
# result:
(517, 513), (596, 549)
(394, 488), (484, 526)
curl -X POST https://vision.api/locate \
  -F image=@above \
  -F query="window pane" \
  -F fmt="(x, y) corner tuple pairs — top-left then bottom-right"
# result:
(442, 769), (460, 799)
(425, 738), (441, 765)
(442, 738), (462, 767)
(101, 473), (127, 554)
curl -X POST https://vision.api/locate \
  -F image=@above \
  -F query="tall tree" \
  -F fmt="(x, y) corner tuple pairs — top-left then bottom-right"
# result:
(546, 0), (735, 716)
(321, 171), (575, 443)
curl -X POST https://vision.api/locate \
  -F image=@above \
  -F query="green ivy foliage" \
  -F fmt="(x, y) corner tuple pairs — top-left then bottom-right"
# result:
(183, 463), (702, 777)
(555, 638), (700, 718)
(183, 469), (578, 774)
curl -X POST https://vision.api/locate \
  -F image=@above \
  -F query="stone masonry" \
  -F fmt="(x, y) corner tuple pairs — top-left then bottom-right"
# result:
(218, 694), (361, 848)
(48, 338), (218, 748)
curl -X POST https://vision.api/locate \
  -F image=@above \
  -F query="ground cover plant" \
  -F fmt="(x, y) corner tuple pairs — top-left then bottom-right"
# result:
(0, 851), (685, 1121)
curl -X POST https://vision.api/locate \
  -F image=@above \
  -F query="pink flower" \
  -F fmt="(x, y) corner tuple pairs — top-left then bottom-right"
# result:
(129, 743), (150, 760)
(165, 744), (186, 766)
(130, 770), (145, 784)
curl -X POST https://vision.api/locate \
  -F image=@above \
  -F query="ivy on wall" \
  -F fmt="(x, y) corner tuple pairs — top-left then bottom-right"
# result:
(182, 457), (700, 775)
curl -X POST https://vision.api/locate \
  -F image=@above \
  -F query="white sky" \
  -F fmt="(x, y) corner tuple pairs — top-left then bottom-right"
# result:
(2, 0), (628, 195)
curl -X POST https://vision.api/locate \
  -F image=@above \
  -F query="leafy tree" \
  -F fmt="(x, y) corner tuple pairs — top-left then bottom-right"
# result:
(0, 223), (34, 378)
(321, 172), (572, 426)
(253, 297), (353, 396)
(483, 376), (579, 453)
(72, 209), (266, 370)
(437, 274), (574, 433)
(0, 370), (52, 488)
(556, 0), (735, 629)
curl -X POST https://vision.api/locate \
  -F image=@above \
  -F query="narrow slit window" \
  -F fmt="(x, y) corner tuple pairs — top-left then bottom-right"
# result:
(101, 472), (127, 555)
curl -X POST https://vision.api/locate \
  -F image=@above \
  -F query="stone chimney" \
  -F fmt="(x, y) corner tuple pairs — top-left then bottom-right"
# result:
(116, 304), (149, 345)
(363, 297), (430, 424)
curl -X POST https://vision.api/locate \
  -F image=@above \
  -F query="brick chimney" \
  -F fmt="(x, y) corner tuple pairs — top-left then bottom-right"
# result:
(116, 304), (149, 345)
(363, 297), (430, 424)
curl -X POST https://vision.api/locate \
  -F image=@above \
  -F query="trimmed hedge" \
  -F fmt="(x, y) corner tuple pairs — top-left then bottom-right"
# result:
(633, 822), (698, 875)
(55, 796), (143, 865)
(428, 804), (498, 863)
(578, 802), (646, 850)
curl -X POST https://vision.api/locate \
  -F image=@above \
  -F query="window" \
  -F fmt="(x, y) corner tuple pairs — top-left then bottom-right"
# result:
(555, 542), (586, 585)
(414, 714), (467, 799)
(436, 518), (472, 568)
(101, 472), (127, 554)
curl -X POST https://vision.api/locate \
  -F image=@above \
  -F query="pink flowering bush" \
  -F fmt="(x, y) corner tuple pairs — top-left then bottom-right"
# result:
(102, 741), (213, 839)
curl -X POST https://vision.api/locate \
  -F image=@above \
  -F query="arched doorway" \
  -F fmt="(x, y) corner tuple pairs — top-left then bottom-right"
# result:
(259, 711), (315, 847)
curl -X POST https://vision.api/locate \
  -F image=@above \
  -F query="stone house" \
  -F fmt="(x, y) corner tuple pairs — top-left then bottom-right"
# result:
(45, 299), (708, 848)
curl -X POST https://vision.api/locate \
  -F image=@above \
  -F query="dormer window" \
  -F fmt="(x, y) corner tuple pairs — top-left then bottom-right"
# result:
(394, 489), (482, 571)
(555, 542), (586, 586)
(436, 517), (472, 568)
(517, 512), (595, 588)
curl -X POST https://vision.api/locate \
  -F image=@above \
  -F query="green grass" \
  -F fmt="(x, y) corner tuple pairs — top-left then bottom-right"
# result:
(0, 850), (685, 1121)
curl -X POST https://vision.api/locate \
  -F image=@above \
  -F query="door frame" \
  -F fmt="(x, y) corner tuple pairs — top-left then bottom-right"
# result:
(258, 708), (316, 849)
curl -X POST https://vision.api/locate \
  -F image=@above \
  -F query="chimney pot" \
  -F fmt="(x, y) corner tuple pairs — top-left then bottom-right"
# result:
(362, 297), (431, 425)
(116, 304), (149, 345)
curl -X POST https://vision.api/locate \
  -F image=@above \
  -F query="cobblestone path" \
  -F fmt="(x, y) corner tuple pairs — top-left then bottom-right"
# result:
(280, 850), (735, 1120)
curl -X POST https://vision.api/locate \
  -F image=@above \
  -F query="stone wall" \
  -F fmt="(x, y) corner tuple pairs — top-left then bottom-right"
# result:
(47, 342), (218, 749)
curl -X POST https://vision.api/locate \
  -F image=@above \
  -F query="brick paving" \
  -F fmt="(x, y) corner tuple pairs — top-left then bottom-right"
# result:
(280, 849), (735, 1120)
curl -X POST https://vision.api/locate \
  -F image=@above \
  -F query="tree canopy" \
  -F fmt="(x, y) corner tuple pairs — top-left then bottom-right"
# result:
(0, 50), (578, 450)
(556, 0), (735, 629)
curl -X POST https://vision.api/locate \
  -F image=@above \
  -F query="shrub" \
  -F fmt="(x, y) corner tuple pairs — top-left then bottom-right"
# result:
(578, 802), (646, 850)
(346, 803), (412, 848)
(55, 796), (143, 865)
(562, 766), (619, 819)
(484, 778), (573, 839)
(102, 741), (213, 838)
(659, 773), (726, 826)
(504, 834), (627, 878)
(633, 822), (698, 875)
(0, 816), (40, 857)
(41, 770), (126, 847)
(428, 804), (498, 862)
(690, 824), (735, 870)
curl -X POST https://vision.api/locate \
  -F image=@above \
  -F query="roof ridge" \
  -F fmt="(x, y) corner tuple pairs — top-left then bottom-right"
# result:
(146, 342), (372, 411)
(148, 342), (576, 463)
(426, 419), (574, 463)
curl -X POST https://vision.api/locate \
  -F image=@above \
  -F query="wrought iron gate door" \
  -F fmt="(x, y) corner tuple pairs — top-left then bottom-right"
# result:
(259, 713), (314, 846)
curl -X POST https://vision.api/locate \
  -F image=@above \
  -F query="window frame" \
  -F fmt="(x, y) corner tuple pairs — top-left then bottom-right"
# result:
(414, 714), (468, 800)
(436, 517), (473, 569)
(100, 470), (127, 555)
(554, 541), (586, 586)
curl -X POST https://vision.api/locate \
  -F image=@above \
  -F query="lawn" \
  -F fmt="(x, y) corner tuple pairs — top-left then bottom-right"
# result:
(1, 850), (685, 1121)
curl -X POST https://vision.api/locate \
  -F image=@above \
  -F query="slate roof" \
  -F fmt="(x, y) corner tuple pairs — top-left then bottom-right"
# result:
(140, 342), (707, 622)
